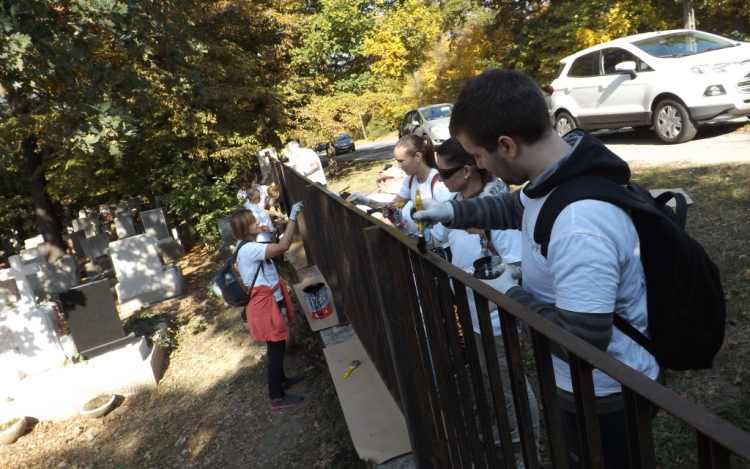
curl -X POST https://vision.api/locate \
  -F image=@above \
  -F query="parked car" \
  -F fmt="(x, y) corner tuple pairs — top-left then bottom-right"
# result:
(548, 29), (750, 143)
(333, 133), (356, 154)
(398, 103), (452, 146)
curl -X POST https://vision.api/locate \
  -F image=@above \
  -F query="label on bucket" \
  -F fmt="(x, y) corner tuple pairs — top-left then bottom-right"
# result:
(302, 282), (333, 320)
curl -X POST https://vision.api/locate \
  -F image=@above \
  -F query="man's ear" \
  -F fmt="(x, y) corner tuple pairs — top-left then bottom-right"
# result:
(496, 136), (519, 159)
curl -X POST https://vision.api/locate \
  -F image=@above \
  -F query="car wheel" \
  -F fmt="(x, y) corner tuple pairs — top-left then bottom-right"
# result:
(351, 143), (355, 152)
(653, 99), (697, 144)
(555, 112), (577, 136)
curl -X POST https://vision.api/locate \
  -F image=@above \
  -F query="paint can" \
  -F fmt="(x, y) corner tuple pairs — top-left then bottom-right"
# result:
(302, 282), (332, 320)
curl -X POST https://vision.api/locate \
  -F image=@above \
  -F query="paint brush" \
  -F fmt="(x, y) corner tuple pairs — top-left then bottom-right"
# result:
(414, 189), (427, 254)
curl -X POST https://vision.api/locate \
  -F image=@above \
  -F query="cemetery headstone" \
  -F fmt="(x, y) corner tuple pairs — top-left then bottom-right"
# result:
(59, 279), (138, 359)
(140, 208), (171, 240)
(79, 232), (110, 261)
(37, 254), (80, 296)
(68, 230), (87, 259)
(109, 234), (183, 318)
(115, 212), (137, 239)
(23, 235), (44, 250)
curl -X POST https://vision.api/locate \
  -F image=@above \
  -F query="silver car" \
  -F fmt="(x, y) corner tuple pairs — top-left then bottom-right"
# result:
(398, 103), (452, 146)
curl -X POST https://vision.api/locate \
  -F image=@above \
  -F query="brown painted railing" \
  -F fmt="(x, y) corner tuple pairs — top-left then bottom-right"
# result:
(272, 159), (750, 469)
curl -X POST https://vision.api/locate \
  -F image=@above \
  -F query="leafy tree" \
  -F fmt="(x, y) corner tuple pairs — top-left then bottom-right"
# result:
(0, 0), (200, 260)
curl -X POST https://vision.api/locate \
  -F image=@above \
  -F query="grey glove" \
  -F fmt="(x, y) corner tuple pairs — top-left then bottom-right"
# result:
(346, 192), (371, 206)
(413, 198), (454, 228)
(289, 201), (304, 221)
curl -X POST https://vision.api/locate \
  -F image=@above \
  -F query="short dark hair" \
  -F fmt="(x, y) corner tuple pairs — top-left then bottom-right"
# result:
(437, 138), (493, 185)
(450, 69), (551, 151)
(395, 134), (437, 169)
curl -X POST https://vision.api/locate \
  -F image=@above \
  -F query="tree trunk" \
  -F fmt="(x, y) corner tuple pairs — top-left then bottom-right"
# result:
(6, 89), (67, 262)
(22, 135), (67, 262)
(683, 0), (696, 29)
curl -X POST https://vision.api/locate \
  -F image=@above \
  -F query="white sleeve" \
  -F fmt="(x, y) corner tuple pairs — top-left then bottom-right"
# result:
(397, 177), (412, 199)
(490, 229), (523, 264)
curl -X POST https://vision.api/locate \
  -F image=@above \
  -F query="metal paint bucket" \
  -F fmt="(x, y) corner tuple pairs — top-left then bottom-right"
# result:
(302, 282), (332, 320)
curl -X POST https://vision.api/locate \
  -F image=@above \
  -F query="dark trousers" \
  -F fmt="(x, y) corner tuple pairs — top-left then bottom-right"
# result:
(267, 339), (287, 400)
(560, 398), (660, 469)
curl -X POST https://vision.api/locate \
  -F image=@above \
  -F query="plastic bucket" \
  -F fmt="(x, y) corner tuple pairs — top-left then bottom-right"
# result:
(302, 283), (332, 320)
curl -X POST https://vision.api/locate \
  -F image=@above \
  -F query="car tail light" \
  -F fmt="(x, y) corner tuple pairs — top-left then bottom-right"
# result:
(548, 86), (554, 95)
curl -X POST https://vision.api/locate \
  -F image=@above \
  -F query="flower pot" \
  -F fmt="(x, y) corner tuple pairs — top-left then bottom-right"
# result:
(79, 395), (117, 419)
(0, 417), (27, 445)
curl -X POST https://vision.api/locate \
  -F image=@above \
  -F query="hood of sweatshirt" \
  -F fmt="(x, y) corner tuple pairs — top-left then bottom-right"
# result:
(523, 130), (631, 199)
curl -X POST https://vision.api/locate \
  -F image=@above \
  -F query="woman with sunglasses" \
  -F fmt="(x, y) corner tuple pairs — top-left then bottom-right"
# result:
(385, 138), (540, 459)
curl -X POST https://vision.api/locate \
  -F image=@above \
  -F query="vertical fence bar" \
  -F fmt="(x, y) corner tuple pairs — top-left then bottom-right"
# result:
(622, 386), (656, 468)
(365, 227), (445, 467)
(529, 329), (569, 468)
(499, 307), (538, 469)
(568, 355), (604, 469)
(410, 252), (484, 467)
(463, 284), (516, 468)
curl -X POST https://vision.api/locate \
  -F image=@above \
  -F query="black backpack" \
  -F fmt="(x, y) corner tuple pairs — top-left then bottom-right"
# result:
(533, 175), (726, 371)
(214, 241), (263, 307)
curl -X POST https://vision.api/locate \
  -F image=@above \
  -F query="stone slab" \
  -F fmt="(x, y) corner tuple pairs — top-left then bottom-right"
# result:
(115, 212), (137, 239)
(80, 232), (110, 261)
(59, 279), (126, 359)
(37, 254), (80, 296)
(141, 208), (171, 240)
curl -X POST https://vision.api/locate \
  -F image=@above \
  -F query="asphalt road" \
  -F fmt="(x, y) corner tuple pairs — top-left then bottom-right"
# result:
(336, 120), (749, 168)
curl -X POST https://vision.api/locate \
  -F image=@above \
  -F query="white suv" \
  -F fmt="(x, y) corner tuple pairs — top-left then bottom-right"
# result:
(548, 29), (750, 143)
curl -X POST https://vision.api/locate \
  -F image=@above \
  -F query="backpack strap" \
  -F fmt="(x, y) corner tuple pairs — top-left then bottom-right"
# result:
(532, 174), (688, 356)
(533, 174), (677, 258)
(409, 173), (441, 197)
(430, 173), (440, 197)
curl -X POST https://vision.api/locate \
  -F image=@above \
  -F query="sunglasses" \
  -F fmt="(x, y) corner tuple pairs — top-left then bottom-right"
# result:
(437, 162), (476, 179)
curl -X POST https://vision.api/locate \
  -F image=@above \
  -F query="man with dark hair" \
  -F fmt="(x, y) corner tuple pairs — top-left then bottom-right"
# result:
(414, 69), (661, 469)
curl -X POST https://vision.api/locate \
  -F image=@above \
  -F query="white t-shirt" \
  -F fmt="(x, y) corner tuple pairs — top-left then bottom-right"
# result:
(291, 148), (327, 185)
(397, 168), (451, 203)
(252, 183), (269, 208)
(446, 180), (523, 336)
(398, 168), (452, 241)
(519, 190), (659, 396)
(236, 242), (282, 301)
(244, 201), (275, 243)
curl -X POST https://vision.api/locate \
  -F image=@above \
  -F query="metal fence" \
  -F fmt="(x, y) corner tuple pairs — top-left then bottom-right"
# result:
(272, 159), (750, 469)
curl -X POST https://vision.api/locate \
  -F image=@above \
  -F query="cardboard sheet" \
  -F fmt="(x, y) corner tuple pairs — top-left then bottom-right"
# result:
(323, 339), (411, 464)
(649, 188), (693, 206)
(292, 274), (341, 331)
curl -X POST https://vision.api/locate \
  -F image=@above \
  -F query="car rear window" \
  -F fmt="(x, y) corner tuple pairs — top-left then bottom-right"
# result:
(422, 105), (452, 120)
(633, 31), (735, 58)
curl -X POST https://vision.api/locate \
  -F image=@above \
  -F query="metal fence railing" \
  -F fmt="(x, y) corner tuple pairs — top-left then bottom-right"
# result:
(272, 159), (750, 469)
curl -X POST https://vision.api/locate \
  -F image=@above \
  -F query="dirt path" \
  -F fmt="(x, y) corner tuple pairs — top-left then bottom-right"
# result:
(0, 245), (363, 468)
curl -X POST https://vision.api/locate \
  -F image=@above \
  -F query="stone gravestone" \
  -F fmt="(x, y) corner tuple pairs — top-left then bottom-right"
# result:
(0, 275), (67, 381)
(79, 232), (110, 262)
(115, 212), (137, 239)
(20, 244), (46, 263)
(23, 235), (44, 250)
(141, 208), (185, 261)
(59, 279), (138, 359)
(7, 254), (44, 297)
(141, 208), (171, 241)
(68, 230), (87, 259)
(72, 216), (100, 238)
(109, 234), (183, 318)
(217, 217), (237, 259)
(37, 254), (80, 296)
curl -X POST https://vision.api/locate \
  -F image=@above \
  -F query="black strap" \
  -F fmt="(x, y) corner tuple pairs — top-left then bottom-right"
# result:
(532, 174), (689, 354)
(235, 241), (266, 293)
